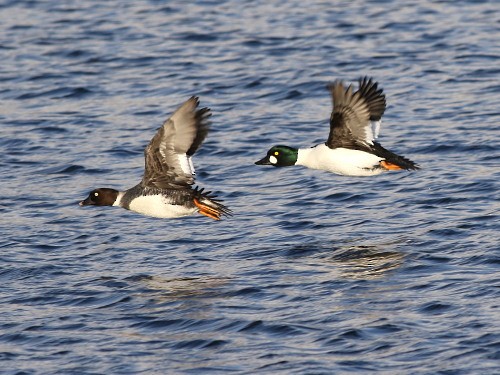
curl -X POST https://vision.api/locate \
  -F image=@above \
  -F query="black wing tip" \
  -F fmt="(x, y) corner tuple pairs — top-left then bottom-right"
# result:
(358, 75), (374, 84)
(188, 96), (212, 115)
(198, 107), (212, 117)
(195, 106), (212, 126)
(186, 95), (211, 118)
(406, 161), (421, 171)
(372, 142), (419, 171)
(385, 157), (420, 171)
(356, 76), (386, 120)
(398, 159), (420, 171)
(358, 76), (380, 89)
(187, 101), (212, 156)
(187, 95), (200, 107)
(358, 76), (385, 94)
(393, 155), (420, 171)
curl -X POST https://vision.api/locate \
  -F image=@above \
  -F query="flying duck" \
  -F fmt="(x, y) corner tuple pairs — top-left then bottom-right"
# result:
(80, 97), (231, 220)
(255, 77), (419, 176)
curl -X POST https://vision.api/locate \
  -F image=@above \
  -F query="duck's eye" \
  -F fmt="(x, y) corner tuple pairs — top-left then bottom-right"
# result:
(94, 192), (99, 197)
(274, 151), (279, 156)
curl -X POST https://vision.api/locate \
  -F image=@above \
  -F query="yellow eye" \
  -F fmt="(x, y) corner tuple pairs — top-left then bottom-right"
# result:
(274, 151), (279, 156)
(94, 192), (99, 197)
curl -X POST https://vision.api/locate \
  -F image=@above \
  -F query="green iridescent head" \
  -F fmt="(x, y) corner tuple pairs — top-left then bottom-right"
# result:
(255, 145), (298, 167)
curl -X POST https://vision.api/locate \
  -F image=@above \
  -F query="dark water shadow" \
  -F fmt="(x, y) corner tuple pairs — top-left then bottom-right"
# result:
(327, 245), (405, 280)
(285, 240), (406, 280)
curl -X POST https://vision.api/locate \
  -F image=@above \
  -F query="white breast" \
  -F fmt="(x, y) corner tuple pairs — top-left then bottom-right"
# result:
(127, 195), (196, 218)
(297, 144), (384, 176)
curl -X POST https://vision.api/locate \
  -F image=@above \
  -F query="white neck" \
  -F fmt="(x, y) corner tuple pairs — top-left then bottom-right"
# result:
(296, 147), (314, 167)
(113, 191), (125, 207)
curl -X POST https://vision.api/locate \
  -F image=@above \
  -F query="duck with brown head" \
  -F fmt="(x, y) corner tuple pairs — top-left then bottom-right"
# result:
(80, 97), (231, 221)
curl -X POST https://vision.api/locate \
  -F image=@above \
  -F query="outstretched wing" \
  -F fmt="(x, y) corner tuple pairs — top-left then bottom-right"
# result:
(141, 96), (211, 189)
(357, 77), (386, 140)
(326, 77), (386, 149)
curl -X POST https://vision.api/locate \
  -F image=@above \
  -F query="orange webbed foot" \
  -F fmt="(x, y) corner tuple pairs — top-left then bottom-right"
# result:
(380, 160), (403, 170)
(193, 198), (221, 221)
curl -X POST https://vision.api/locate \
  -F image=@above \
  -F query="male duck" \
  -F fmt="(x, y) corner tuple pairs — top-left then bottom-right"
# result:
(255, 77), (419, 176)
(80, 97), (231, 220)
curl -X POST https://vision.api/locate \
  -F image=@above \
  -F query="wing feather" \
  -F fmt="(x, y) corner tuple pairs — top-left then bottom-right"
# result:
(326, 77), (386, 149)
(141, 97), (211, 189)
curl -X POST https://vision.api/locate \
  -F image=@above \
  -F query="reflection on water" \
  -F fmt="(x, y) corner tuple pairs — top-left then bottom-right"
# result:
(287, 241), (405, 280)
(136, 275), (232, 299)
(328, 245), (405, 280)
(1, 0), (498, 372)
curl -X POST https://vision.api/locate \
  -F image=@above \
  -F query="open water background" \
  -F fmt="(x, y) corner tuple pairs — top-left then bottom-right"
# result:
(1, 0), (499, 373)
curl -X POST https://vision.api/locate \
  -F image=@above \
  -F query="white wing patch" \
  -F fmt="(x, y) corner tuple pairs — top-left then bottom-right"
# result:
(177, 153), (195, 175)
(362, 120), (382, 144)
(188, 156), (195, 175)
(371, 120), (382, 140)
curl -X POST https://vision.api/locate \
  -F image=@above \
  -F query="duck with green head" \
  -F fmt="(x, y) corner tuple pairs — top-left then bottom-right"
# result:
(255, 77), (419, 176)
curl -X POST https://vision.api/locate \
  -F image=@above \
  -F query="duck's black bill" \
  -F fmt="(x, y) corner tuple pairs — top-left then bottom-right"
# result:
(255, 156), (272, 165)
(79, 197), (93, 206)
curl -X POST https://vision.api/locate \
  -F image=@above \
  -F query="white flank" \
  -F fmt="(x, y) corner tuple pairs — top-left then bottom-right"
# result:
(128, 195), (196, 218)
(297, 144), (384, 176)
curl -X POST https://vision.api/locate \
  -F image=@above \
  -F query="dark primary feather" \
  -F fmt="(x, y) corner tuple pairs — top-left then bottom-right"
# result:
(141, 96), (211, 189)
(357, 76), (386, 121)
(187, 107), (210, 156)
(327, 81), (370, 149)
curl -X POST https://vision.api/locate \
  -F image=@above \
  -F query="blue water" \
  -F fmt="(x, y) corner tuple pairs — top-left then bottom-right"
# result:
(1, 0), (499, 373)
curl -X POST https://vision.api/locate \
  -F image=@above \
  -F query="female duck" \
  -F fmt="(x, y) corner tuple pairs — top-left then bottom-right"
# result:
(80, 97), (231, 220)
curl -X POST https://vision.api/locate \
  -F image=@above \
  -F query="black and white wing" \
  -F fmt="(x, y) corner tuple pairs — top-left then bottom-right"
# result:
(326, 77), (386, 149)
(141, 96), (210, 189)
(357, 77), (386, 140)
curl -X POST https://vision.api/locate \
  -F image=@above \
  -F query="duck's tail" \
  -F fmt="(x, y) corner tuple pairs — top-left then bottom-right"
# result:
(372, 142), (420, 171)
(192, 186), (232, 221)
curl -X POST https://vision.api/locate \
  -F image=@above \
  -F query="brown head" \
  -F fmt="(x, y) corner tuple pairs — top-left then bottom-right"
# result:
(79, 188), (119, 207)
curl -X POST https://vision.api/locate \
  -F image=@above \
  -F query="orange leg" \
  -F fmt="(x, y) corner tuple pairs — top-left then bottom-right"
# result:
(380, 160), (403, 170)
(193, 198), (220, 220)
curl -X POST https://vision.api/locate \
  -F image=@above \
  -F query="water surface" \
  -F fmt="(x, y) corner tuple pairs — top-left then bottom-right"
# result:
(1, 0), (499, 373)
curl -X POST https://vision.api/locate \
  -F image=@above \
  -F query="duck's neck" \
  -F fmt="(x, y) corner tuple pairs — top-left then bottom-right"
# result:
(113, 191), (126, 207)
(296, 147), (314, 167)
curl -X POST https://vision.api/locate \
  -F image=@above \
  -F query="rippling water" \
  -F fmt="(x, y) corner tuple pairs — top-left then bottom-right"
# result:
(1, 0), (499, 373)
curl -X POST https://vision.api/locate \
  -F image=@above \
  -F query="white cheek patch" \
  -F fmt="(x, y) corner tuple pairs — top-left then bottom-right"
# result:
(269, 155), (278, 164)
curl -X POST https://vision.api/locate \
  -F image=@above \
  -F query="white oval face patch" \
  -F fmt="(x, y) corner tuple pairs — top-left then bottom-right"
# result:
(269, 155), (278, 164)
